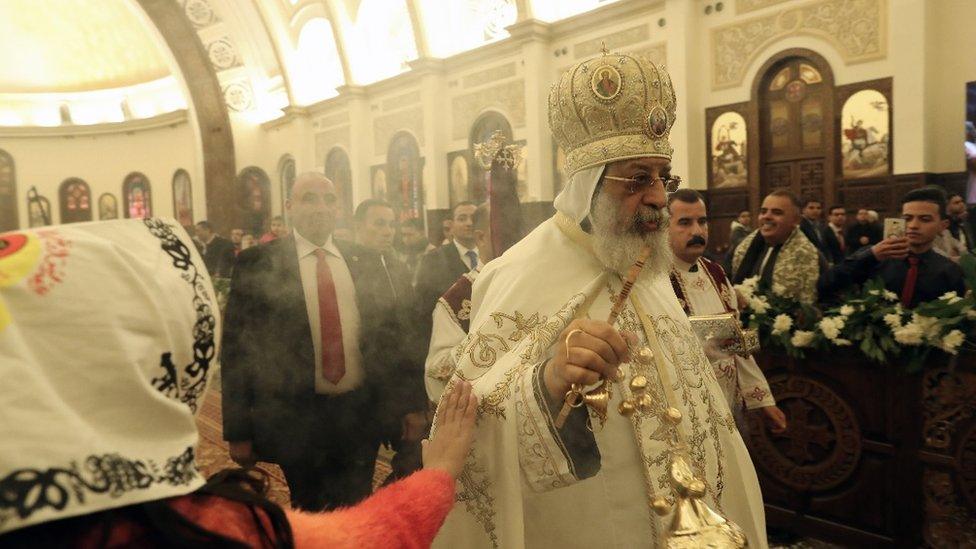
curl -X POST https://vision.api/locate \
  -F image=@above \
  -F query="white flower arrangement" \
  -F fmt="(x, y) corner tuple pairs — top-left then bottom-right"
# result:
(818, 316), (845, 341)
(839, 305), (856, 317)
(883, 313), (903, 330)
(771, 314), (793, 335)
(940, 291), (962, 305)
(941, 329), (965, 354)
(790, 330), (816, 348)
(893, 323), (924, 345)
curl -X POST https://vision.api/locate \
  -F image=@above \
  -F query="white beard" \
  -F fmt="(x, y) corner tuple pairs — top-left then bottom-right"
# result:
(589, 190), (673, 278)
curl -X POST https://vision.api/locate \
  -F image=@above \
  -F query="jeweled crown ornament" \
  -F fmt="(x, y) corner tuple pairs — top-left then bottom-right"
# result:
(548, 45), (677, 177)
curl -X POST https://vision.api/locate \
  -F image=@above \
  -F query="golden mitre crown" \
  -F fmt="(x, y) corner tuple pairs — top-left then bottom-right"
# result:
(548, 49), (677, 177)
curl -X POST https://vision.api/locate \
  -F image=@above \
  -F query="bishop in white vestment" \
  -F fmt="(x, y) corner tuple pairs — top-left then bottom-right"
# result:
(430, 50), (767, 548)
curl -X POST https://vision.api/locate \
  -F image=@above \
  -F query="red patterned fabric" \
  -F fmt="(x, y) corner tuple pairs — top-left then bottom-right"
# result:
(439, 272), (475, 333)
(77, 469), (455, 549)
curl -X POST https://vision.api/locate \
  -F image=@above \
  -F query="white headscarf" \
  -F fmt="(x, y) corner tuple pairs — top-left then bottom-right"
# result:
(0, 218), (219, 534)
(553, 164), (606, 223)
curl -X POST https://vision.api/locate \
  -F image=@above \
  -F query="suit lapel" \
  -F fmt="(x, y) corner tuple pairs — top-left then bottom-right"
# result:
(444, 241), (469, 276)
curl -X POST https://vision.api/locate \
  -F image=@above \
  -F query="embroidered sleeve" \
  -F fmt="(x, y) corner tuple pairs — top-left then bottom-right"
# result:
(735, 354), (776, 409)
(511, 359), (599, 492)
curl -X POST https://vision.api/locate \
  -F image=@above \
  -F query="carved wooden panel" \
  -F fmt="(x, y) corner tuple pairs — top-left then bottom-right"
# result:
(766, 163), (793, 188)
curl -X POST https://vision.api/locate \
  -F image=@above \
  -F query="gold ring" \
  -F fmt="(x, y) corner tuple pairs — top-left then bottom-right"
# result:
(565, 328), (585, 357)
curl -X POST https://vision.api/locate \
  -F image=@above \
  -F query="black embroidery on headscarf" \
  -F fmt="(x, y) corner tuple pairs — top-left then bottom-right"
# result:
(143, 218), (216, 413)
(0, 447), (197, 526)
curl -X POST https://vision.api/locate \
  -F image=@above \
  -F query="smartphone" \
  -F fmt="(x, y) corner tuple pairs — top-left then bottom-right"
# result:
(883, 217), (906, 239)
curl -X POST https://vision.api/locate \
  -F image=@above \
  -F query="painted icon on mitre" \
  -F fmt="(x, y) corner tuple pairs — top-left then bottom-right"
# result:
(591, 65), (622, 100)
(647, 105), (669, 138)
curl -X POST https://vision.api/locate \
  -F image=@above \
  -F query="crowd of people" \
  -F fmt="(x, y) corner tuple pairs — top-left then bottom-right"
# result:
(718, 188), (970, 308)
(4, 49), (975, 548)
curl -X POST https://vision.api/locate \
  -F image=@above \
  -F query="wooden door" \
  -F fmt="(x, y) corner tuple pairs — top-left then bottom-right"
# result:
(760, 59), (831, 202)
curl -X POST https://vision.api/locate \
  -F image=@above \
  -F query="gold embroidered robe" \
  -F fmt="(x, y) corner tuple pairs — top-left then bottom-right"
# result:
(672, 258), (776, 412)
(431, 213), (767, 548)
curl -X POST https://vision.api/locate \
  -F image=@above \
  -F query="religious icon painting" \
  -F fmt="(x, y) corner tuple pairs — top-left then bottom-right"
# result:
(785, 79), (807, 102)
(710, 111), (748, 189)
(98, 193), (118, 220)
(591, 65), (622, 101)
(172, 170), (193, 227)
(647, 105), (669, 138)
(447, 151), (470, 205)
(370, 165), (388, 201)
(841, 89), (890, 179)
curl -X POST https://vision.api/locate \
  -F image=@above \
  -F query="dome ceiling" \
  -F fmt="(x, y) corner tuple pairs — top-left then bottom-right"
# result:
(0, 0), (171, 94)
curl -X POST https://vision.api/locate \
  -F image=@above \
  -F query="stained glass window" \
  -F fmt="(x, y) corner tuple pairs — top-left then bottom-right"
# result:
(122, 172), (152, 219)
(59, 178), (92, 223)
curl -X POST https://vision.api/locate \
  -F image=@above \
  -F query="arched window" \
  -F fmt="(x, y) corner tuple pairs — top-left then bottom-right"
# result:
(349, 0), (418, 83)
(386, 132), (423, 221)
(324, 148), (353, 223)
(122, 172), (152, 219)
(172, 169), (193, 227)
(58, 178), (93, 223)
(98, 193), (119, 220)
(237, 166), (271, 236)
(468, 111), (513, 202)
(416, 0), (517, 57)
(292, 19), (344, 104)
(0, 148), (17, 231)
(278, 154), (296, 204)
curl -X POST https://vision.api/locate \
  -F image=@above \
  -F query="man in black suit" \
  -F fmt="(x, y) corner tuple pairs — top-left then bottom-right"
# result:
(353, 198), (428, 480)
(799, 197), (829, 257)
(821, 205), (848, 265)
(845, 208), (883, 254)
(221, 173), (426, 511)
(194, 220), (236, 277)
(946, 193), (975, 252)
(415, 201), (479, 337)
(818, 187), (966, 307)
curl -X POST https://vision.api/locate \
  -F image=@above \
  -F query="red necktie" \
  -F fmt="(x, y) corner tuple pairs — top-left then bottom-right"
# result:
(900, 256), (920, 308)
(836, 228), (845, 252)
(313, 249), (345, 383)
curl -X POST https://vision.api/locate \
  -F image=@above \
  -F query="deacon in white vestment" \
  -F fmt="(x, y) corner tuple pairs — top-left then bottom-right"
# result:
(430, 50), (767, 548)
(666, 189), (787, 432)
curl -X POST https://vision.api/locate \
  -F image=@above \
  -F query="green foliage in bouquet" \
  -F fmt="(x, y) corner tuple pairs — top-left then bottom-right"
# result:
(734, 272), (976, 372)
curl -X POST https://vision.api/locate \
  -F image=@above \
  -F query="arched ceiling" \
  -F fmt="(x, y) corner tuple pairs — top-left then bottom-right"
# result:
(0, 0), (171, 93)
(0, 0), (621, 126)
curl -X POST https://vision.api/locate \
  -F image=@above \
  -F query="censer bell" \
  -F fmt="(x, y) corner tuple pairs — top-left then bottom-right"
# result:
(658, 456), (747, 548)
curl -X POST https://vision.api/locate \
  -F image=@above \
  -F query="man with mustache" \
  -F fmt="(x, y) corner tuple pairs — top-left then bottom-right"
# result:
(667, 188), (786, 434)
(730, 190), (826, 304)
(432, 51), (767, 548)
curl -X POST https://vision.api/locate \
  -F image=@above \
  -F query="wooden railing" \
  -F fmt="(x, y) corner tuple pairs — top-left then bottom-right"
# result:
(748, 350), (976, 547)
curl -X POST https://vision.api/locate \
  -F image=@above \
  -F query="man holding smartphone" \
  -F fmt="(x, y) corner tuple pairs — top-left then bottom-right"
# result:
(817, 187), (966, 307)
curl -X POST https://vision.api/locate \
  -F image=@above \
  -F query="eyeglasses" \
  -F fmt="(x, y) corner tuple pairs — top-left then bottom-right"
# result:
(603, 174), (682, 194)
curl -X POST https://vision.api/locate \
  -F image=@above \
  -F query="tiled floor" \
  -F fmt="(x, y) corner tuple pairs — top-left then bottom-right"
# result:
(194, 384), (394, 507)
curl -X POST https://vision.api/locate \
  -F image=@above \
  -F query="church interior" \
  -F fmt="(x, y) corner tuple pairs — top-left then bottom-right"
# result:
(2, 0), (976, 547)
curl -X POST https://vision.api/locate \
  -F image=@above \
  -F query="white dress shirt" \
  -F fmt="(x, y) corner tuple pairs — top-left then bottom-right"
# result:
(294, 230), (364, 394)
(453, 238), (480, 271)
